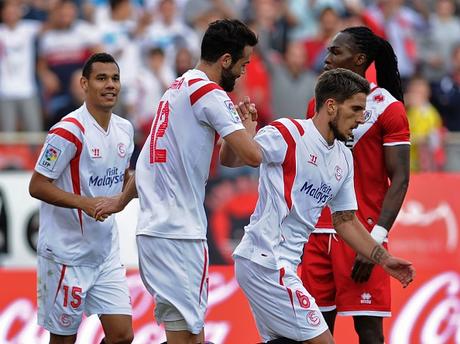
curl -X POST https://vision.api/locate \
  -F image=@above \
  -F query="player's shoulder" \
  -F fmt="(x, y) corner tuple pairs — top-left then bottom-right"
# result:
(270, 118), (308, 135)
(336, 140), (353, 164)
(184, 69), (223, 91)
(369, 87), (401, 109)
(50, 107), (86, 138)
(111, 114), (134, 137)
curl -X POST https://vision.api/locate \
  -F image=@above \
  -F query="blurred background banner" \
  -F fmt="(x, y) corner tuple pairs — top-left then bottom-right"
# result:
(1, 172), (459, 343)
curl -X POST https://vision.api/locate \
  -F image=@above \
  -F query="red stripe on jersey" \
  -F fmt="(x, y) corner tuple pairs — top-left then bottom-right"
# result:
(271, 121), (297, 210)
(306, 98), (316, 119)
(279, 267), (295, 314)
(288, 119), (305, 136)
(61, 118), (85, 134)
(53, 264), (67, 303)
(188, 78), (205, 86)
(190, 83), (223, 106)
(199, 245), (208, 305)
(49, 128), (84, 232)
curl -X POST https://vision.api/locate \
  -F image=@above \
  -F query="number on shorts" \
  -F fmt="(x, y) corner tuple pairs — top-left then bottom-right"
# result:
(63, 285), (82, 309)
(149, 100), (170, 163)
(296, 290), (311, 309)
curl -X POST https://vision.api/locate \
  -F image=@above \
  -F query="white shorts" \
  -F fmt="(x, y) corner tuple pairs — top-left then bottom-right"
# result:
(235, 257), (329, 342)
(137, 235), (208, 334)
(37, 250), (132, 336)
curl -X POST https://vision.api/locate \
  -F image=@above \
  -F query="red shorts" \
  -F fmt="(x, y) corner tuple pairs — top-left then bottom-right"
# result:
(301, 233), (391, 317)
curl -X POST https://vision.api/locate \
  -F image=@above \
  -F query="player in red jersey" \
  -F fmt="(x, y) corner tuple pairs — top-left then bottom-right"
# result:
(301, 26), (410, 344)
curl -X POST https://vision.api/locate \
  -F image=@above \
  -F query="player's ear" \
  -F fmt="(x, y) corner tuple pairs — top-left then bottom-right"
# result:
(325, 98), (337, 116)
(355, 52), (367, 67)
(221, 53), (232, 69)
(80, 76), (88, 92)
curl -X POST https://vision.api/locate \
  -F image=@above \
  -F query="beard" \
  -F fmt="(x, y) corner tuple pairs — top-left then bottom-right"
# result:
(329, 110), (349, 142)
(220, 66), (237, 92)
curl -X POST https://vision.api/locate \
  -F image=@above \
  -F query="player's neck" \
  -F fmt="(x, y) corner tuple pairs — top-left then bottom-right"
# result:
(86, 103), (112, 131)
(312, 114), (335, 146)
(196, 61), (221, 85)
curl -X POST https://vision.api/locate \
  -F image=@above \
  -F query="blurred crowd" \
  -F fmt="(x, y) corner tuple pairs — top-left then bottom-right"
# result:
(1, 0), (460, 173)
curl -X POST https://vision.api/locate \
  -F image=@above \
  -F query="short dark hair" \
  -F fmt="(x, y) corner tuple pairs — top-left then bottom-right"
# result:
(82, 53), (119, 79)
(315, 68), (370, 111)
(201, 19), (258, 64)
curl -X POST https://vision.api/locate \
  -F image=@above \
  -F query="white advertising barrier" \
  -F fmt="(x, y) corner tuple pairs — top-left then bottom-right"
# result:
(0, 171), (140, 268)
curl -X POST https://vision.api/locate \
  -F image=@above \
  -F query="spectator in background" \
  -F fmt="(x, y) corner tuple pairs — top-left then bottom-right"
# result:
(259, 38), (316, 118)
(96, 0), (143, 114)
(249, 0), (293, 54)
(53, 68), (86, 118)
(125, 47), (175, 138)
(174, 45), (196, 77)
(418, 0), (460, 84)
(432, 43), (460, 132)
(0, 0), (43, 132)
(365, 0), (429, 86)
(405, 76), (445, 171)
(37, 0), (102, 129)
(140, 0), (199, 69)
(302, 6), (342, 73)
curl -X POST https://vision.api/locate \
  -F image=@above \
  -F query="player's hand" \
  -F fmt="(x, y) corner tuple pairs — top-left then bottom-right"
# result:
(351, 254), (375, 283)
(237, 96), (258, 121)
(81, 197), (109, 222)
(94, 195), (123, 220)
(381, 256), (415, 288)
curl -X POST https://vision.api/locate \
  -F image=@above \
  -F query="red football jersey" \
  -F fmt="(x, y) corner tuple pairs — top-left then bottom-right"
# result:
(306, 84), (410, 232)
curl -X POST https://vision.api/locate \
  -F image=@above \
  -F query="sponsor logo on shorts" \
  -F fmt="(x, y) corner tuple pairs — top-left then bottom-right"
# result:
(306, 310), (321, 326)
(60, 314), (72, 328)
(360, 292), (372, 304)
(39, 144), (61, 171)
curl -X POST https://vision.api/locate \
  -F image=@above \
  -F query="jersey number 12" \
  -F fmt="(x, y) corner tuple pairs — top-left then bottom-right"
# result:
(149, 100), (170, 163)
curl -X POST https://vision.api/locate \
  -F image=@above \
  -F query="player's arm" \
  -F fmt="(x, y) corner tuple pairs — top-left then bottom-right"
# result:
(332, 210), (414, 287)
(220, 120), (262, 167)
(94, 168), (137, 219)
(377, 144), (410, 234)
(220, 98), (263, 167)
(351, 144), (410, 282)
(29, 171), (102, 219)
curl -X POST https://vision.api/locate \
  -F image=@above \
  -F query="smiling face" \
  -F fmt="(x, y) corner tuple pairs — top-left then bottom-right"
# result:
(324, 32), (364, 74)
(329, 92), (367, 142)
(81, 62), (120, 111)
(220, 45), (253, 92)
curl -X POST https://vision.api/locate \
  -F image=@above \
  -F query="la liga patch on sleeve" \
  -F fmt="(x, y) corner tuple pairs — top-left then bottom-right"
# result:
(39, 144), (62, 171)
(224, 100), (241, 123)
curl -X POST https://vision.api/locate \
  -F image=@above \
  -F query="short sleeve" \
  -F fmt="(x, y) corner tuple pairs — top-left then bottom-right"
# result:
(254, 125), (288, 164)
(192, 84), (245, 138)
(328, 149), (358, 213)
(380, 101), (410, 145)
(35, 129), (79, 180)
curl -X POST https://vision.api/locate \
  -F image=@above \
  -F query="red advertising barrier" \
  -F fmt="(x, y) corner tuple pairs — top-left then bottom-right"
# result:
(1, 173), (459, 343)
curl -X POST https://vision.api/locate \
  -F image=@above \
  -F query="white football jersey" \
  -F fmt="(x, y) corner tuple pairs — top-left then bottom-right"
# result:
(135, 69), (245, 239)
(234, 118), (357, 271)
(35, 104), (134, 267)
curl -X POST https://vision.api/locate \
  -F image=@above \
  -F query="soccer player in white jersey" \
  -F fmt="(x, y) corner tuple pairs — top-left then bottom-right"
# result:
(233, 69), (415, 344)
(95, 19), (262, 344)
(29, 53), (134, 344)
